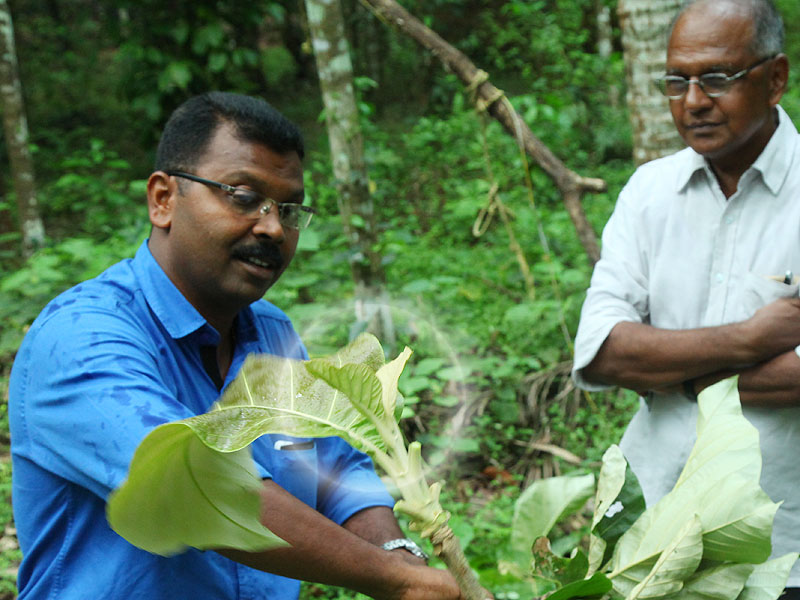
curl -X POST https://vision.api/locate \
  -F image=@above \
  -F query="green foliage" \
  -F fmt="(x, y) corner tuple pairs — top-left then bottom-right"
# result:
(518, 379), (797, 600)
(0, 138), (147, 359)
(0, 1), (652, 594)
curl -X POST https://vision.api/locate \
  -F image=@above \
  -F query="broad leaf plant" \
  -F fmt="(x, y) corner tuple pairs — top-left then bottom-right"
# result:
(108, 335), (797, 600)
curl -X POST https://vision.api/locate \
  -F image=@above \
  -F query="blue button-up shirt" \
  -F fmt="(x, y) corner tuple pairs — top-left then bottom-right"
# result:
(9, 241), (394, 599)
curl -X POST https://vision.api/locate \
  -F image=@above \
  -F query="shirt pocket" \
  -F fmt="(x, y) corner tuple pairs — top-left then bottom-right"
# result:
(266, 437), (319, 509)
(741, 270), (799, 319)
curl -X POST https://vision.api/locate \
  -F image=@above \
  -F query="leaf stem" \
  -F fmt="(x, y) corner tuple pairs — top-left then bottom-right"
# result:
(430, 524), (489, 600)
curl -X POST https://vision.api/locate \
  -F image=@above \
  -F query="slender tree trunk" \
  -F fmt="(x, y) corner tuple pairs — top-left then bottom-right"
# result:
(303, 0), (395, 348)
(357, 0), (606, 265)
(618, 0), (684, 165)
(596, 0), (613, 59)
(0, 0), (44, 257)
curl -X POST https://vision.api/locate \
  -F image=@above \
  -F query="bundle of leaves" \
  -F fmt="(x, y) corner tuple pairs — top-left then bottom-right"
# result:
(501, 377), (797, 600)
(107, 333), (482, 597)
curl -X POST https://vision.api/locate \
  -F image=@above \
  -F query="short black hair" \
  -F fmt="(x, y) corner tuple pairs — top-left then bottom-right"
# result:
(154, 92), (305, 173)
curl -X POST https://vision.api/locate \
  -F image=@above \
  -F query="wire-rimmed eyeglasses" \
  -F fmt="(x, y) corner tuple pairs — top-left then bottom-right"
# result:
(166, 171), (316, 230)
(655, 55), (775, 100)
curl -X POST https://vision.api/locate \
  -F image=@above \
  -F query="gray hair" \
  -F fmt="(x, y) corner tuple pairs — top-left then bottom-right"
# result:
(672, 0), (784, 57)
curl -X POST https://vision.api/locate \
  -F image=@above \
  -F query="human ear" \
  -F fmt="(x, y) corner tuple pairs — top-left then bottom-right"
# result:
(147, 171), (176, 230)
(767, 53), (789, 106)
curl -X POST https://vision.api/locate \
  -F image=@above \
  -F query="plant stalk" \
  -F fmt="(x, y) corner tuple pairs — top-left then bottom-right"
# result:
(430, 523), (488, 600)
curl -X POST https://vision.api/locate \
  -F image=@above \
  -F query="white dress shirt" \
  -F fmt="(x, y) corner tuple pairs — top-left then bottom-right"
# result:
(573, 105), (800, 584)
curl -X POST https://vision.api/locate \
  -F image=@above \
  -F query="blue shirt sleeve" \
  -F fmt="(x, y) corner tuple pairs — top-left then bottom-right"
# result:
(313, 437), (395, 525)
(11, 302), (200, 500)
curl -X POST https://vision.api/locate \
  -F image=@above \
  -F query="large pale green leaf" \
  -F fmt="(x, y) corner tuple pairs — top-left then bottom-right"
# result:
(107, 423), (286, 555)
(616, 515), (703, 600)
(673, 563), (754, 600)
(510, 474), (595, 556)
(200, 333), (390, 454)
(592, 445), (645, 569)
(592, 445), (628, 530)
(376, 346), (412, 418)
(108, 334), (396, 554)
(611, 378), (778, 575)
(738, 553), (799, 600)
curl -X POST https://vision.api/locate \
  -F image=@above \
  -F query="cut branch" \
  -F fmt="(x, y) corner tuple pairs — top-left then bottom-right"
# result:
(359, 0), (605, 264)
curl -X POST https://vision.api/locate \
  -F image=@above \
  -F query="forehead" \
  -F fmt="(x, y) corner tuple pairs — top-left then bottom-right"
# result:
(667, 5), (755, 72)
(195, 124), (303, 186)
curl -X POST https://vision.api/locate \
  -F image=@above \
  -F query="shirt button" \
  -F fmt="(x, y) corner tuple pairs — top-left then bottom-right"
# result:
(715, 272), (724, 283)
(724, 216), (734, 225)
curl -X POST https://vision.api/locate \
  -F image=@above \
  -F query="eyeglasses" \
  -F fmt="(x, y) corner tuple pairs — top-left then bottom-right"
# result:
(166, 171), (316, 230)
(655, 55), (775, 100)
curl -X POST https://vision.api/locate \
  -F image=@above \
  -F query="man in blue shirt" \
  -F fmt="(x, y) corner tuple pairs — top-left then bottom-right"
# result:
(9, 92), (463, 599)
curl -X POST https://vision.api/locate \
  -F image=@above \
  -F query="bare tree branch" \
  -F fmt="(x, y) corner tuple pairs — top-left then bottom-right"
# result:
(358, 0), (605, 264)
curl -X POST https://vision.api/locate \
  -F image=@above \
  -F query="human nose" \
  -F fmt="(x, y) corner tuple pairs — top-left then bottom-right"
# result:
(682, 79), (713, 110)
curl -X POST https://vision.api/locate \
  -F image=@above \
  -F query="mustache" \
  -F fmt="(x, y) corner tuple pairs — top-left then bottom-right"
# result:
(232, 243), (284, 269)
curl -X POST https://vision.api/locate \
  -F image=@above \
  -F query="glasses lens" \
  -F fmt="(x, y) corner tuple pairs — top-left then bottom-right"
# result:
(659, 77), (688, 98)
(699, 74), (730, 96)
(229, 189), (263, 213)
(278, 205), (314, 230)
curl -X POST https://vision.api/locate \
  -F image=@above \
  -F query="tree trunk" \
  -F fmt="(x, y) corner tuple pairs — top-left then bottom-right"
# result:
(303, 0), (395, 348)
(357, 0), (606, 265)
(618, 0), (685, 165)
(0, 0), (44, 257)
(596, 0), (613, 59)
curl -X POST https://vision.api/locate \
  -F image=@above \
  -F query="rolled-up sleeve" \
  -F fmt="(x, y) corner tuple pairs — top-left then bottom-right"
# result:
(572, 182), (651, 390)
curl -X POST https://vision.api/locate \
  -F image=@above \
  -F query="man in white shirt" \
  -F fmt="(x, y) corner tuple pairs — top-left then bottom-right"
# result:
(573, 0), (800, 589)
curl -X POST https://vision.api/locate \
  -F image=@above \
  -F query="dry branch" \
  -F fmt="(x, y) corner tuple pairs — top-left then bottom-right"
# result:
(359, 0), (606, 264)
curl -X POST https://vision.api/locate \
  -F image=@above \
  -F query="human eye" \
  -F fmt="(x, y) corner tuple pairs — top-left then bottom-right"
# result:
(699, 73), (731, 95)
(662, 76), (688, 96)
(229, 188), (263, 211)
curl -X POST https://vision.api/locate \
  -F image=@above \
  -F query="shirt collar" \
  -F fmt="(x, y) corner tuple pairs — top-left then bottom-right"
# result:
(676, 105), (797, 194)
(751, 105), (797, 194)
(132, 240), (213, 341)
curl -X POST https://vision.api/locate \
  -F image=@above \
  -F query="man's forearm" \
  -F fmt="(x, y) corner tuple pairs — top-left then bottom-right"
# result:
(583, 297), (800, 392)
(583, 321), (754, 390)
(219, 481), (459, 600)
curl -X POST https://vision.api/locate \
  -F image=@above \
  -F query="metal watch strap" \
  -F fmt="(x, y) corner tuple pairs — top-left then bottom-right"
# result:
(381, 537), (429, 562)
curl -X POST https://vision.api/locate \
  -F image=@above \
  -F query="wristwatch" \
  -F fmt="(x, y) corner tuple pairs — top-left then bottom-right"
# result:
(381, 537), (430, 562)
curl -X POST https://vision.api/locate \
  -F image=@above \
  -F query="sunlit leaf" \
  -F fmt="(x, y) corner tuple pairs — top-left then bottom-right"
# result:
(107, 423), (285, 555)
(611, 378), (779, 579)
(677, 563), (754, 600)
(108, 334), (394, 554)
(591, 445), (645, 568)
(620, 515), (703, 600)
(738, 553), (800, 600)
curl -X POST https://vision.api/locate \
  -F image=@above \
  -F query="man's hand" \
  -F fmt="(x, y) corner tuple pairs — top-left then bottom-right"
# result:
(740, 297), (800, 363)
(386, 562), (463, 600)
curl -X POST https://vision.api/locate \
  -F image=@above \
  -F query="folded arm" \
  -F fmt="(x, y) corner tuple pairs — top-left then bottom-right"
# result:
(582, 297), (800, 407)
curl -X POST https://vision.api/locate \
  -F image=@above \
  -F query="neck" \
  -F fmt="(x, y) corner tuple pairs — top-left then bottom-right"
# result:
(707, 109), (779, 199)
(216, 321), (236, 382)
